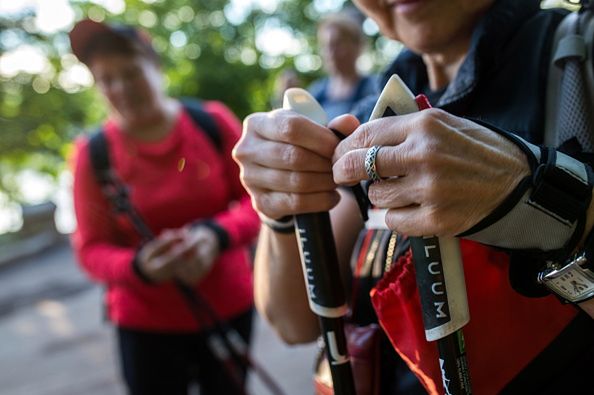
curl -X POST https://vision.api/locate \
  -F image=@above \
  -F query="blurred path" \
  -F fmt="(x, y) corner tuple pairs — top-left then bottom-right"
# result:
(0, 242), (317, 395)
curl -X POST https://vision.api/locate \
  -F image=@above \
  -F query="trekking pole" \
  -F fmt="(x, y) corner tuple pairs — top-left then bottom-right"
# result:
(369, 75), (472, 395)
(282, 89), (357, 395)
(176, 281), (286, 395)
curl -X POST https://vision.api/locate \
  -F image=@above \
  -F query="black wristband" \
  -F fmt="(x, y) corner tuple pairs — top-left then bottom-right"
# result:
(194, 219), (230, 251)
(259, 214), (295, 234)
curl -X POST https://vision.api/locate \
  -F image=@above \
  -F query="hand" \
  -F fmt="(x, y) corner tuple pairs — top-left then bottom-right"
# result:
(232, 109), (344, 219)
(332, 109), (530, 236)
(173, 226), (221, 285)
(136, 230), (188, 283)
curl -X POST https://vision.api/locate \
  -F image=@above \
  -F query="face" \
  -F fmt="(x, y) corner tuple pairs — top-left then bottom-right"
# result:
(353, 0), (495, 54)
(89, 53), (164, 126)
(318, 25), (361, 75)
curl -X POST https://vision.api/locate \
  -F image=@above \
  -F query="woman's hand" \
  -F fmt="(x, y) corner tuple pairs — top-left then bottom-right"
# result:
(173, 226), (220, 285)
(333, 108), (530, 236)
(136, 231), (187, 283)
(232, 109), (343, 219)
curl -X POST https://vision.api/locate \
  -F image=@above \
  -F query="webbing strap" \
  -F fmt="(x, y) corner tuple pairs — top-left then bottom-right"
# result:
(546, 9), (594, 151)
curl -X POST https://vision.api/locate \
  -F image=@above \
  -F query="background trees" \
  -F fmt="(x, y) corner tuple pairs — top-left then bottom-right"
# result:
(0, 0), (402, 233)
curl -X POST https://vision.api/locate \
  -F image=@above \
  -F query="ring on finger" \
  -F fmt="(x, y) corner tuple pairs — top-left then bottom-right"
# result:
(365, 145), (383, 182)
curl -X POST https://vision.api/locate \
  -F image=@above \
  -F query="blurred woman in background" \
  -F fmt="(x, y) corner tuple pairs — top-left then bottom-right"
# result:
(69, 19), (259, 395)
(308, 12), (377, 120)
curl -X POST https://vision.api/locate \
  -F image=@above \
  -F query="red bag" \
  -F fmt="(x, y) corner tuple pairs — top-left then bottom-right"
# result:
(371, 240), (578, 395)
(314, 323), (381, 395)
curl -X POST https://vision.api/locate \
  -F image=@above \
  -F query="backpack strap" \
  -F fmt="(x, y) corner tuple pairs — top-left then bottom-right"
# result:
(545, 8), (594, 149)
(180, 98), (223, 153)
(88, 129), (154, 240)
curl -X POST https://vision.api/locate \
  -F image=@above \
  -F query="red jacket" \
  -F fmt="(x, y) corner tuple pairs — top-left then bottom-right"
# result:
(71, 101), (259, 332)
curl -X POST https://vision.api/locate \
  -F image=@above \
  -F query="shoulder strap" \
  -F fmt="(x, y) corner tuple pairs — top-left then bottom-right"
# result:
(88, 128), (111, 185)
(180, 98), (223, 152)
(87, 129), (154, 240)
(545, 8), (594, 149)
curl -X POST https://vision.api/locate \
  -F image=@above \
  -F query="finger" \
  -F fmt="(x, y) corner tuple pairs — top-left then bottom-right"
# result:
(384, 205), (434, 236)
(333, 144), (410, 185)
(367, 177), (419, 209)
(243, 139), (333, 172)
(142, 235), (182, 261)
(333, 115), (413, 162)
(250, 189), (341, 219)
(154, 242), (196, 268)
(327, 114), (360, 139)
(242, 165), (336, 193)
(245, 110), (339, 158)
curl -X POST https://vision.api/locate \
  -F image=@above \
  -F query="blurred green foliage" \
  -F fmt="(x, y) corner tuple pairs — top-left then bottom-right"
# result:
(2, 0), (383, 202)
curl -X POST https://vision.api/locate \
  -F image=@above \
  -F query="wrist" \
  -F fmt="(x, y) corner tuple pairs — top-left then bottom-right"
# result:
(259, 213), (295, 234)
(193, 219), (229, 251)
(459, 120), (593, 259)
(132, 253), (155, 285)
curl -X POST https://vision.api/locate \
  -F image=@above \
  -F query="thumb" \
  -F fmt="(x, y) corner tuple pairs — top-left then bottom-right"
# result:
(328, 114), (360, 139)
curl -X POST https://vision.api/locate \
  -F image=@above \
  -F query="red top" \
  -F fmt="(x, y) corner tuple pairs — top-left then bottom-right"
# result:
(71, 101), (260, 332)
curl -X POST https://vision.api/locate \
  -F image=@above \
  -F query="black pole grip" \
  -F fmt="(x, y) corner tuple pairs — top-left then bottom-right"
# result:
(410, 236), (452, 331)
(295, 213), (348, 315)
(410, 236), (472, 395)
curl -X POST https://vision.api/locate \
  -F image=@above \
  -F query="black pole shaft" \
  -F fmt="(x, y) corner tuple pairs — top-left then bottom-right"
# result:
(437, 331), (471, 395)
(295, 213), (356, 395)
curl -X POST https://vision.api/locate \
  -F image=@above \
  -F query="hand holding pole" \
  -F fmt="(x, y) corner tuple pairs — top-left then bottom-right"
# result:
(368, 75), (472, 395)
(283, 89), (356, 395)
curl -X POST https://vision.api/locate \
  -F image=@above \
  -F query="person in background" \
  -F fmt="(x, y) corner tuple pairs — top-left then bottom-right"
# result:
(234, 0), (594, 394)
(69, 19), (259, 395)
(308, 11), (377, 120)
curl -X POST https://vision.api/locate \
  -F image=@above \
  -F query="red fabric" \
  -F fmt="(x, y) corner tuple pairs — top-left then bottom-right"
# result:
(371, 240), (577, 395)
(71, 101), (260, 331)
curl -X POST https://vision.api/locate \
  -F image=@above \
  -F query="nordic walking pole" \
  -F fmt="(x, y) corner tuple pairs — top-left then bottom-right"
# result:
(283, 89), (356, 395)
(369, 75), (472, 395)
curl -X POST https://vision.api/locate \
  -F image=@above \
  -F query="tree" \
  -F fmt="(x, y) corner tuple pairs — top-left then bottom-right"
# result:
(1, 0), (391, 206)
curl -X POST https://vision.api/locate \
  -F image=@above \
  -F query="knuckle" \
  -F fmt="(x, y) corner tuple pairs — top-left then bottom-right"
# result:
(288, 171), (304, 190)
(278, 114), (303, 142)
(242, 112), (261, 133)
(252, 194), (269, 214)
(416, 108), (446, 132)
(282, 146), (303, 167)
(353, 123), (374, 148)
(285, 193), (302, 212)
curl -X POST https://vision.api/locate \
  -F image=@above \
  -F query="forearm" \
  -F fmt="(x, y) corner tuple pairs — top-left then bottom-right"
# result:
(73, 238), (140, 285)
(253, 227), (320, 344)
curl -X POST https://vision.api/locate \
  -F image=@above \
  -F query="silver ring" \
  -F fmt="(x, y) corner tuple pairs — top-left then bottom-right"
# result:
(364, 145), (382, 182)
